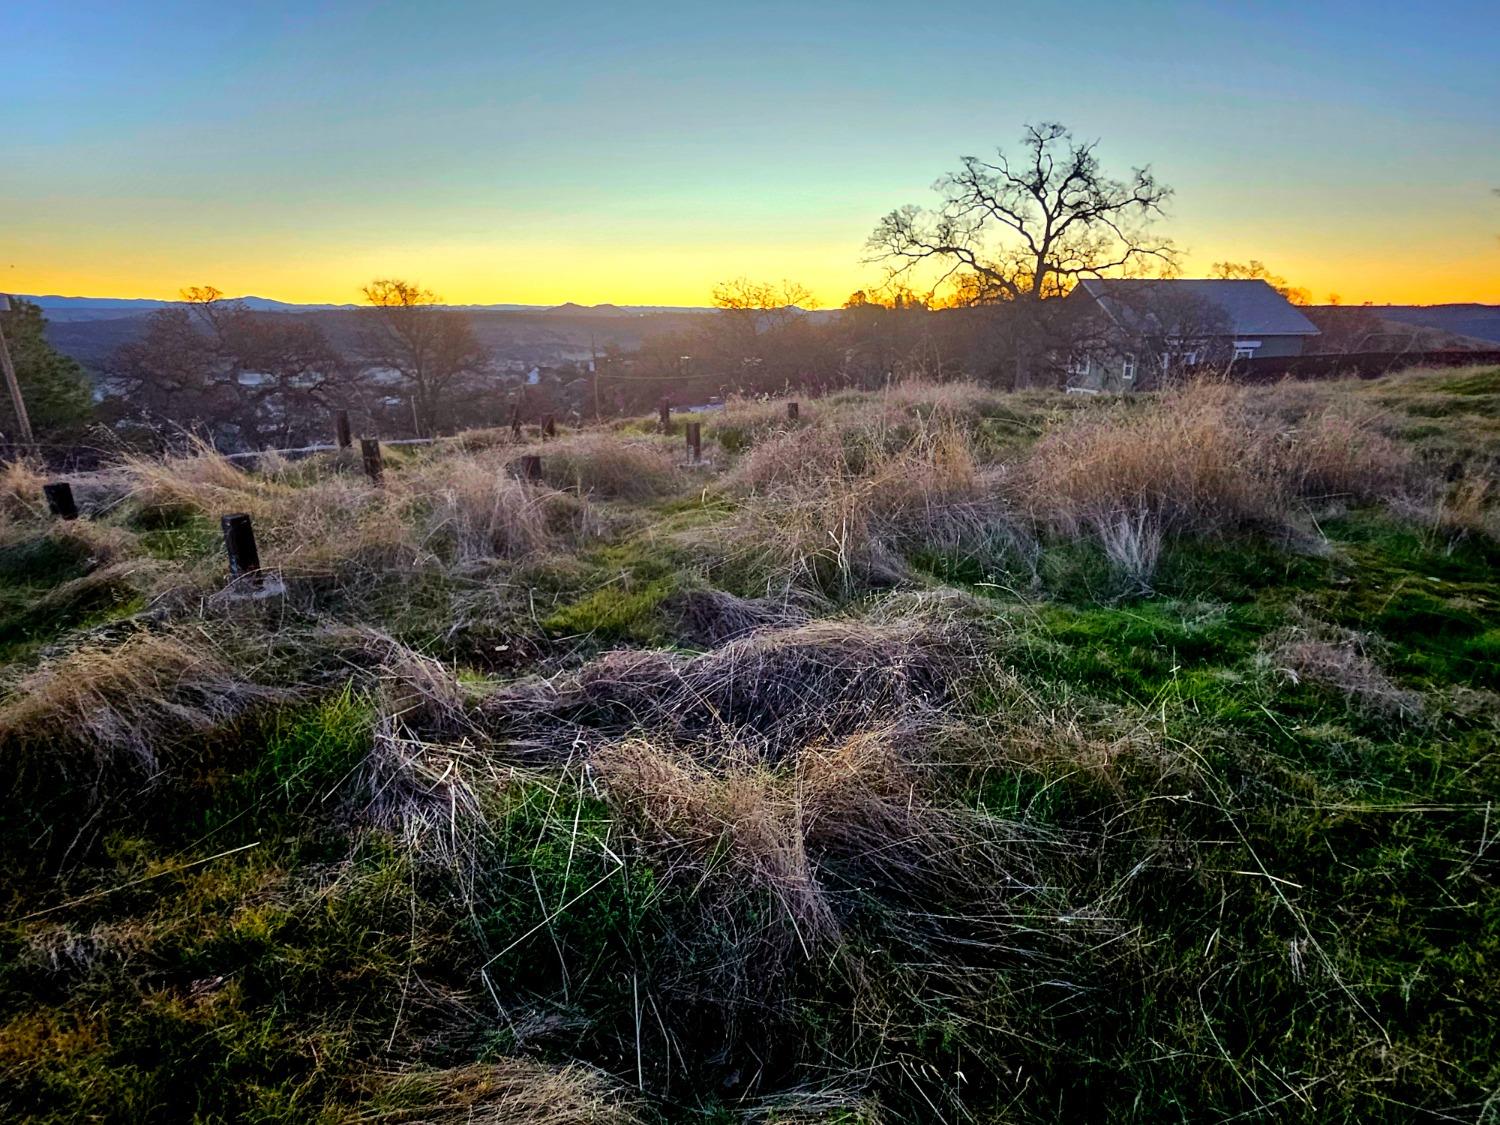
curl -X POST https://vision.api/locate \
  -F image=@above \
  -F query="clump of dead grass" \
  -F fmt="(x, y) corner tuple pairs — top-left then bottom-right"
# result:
(1409, 475), (1500, 544)
(710, 395), (807, 454)
(0, 458), (47, 529)
(716, 416), (1028, 593)
(123, 441), (274, 516)
(490, 617), (969, 761)
(875, 377), (1012, 420)
(1263, 624), (1423, 720)
(1021, 381), (1419, 583)
(663, 588), (813, 646)
(371, 1059), (642, 1124)
(400, 458), (562, 562)
(596, 720), (1055, 1022)
(0, 630), (284, 775)
(529, 432), (685, 500)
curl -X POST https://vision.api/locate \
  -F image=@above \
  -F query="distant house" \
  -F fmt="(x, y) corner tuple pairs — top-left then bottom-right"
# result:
(1064, 279), (1321, 392)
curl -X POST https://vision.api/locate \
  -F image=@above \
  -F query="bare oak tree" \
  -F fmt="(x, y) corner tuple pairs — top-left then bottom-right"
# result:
(868, 122), (1175, 302)
(359, 279), (488, 437)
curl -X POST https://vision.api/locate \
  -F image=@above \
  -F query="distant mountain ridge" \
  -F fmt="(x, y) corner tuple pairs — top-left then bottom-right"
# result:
(1361, 304), (1500, 346)
(19, 294), (718, 323)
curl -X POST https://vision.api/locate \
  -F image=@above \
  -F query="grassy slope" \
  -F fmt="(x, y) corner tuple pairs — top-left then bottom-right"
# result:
(0, 369), (1497, 1123)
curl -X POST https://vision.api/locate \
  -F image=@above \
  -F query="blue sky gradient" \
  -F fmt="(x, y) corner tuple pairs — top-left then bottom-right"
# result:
(5, 1), (1498, 304)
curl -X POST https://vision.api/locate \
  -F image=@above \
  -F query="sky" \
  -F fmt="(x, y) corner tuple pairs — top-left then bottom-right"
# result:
(4, 1), (1498, 308)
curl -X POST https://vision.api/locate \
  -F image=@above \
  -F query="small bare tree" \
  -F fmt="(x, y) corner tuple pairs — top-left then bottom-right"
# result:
(702, 279), (826, 393)
(360, 279), (488, 437)
(868, 122), (1176, 385)
(1210, 260), (1312, 306)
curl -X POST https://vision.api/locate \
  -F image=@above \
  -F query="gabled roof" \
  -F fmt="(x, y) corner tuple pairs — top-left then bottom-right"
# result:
(1076, 278), (1320, 337)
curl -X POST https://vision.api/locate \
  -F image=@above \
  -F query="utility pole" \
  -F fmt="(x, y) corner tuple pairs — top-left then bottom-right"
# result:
(0, 295), (37, 452)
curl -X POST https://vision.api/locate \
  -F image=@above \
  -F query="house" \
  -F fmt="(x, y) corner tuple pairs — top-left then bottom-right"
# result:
(1064, 279), (1321, 392)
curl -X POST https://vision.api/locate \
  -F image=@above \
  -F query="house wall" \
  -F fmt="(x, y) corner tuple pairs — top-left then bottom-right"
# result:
(1063, 334), (1313, 394)
(1250, 335), (1309, 358)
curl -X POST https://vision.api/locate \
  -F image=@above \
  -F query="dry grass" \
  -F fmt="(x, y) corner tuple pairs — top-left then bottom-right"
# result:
(0, 630), (283, 774)
(1022, 381), (1418, 570)
(1263, 625), (1423, 719)
(1410, 475), (1500, 544)
(0, 458), (47, 529)
(663, 588), (813, 646)
(118, 443), (583, 575)
(401, 458), (560, 563)
(873, 376), (1013, 420)
(528, 432), (686, 500)
(597, 740), (841, 965)
(596, 721), (1034, 1011)
(717, 415), (1028, 593)
(489, 616), (968, 762)
(368, 1059), (642, 1124)
(123, 441), (274, 515)
(709, 395), (806, 454)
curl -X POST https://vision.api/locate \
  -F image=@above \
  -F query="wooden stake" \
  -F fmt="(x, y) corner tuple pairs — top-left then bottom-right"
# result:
(510, 404), (522, 441)
(43, 482), (79, 520)
(686, 421), (701, 463)
(334, 409), (352, 449)
(658, 398), (672, 434)
(360, 438), (383, 484)
(542, 415), (557, 439)
(517, 454), (542, 482)
(221, 513), (261, 578)
(787, 401), (799, 421)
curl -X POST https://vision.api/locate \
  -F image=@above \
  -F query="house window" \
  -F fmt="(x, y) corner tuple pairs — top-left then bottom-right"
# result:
(1067, 355), (1091, 377)
(1233, 346), (1256, 360)
(1183, 350), (1199, 366)
(1122, 353), (1137, 381)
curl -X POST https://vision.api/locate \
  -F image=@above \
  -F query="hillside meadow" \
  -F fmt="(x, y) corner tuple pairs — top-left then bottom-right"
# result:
(1, 367), (1497, 1123)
